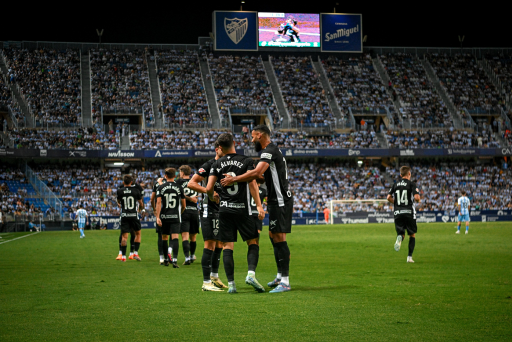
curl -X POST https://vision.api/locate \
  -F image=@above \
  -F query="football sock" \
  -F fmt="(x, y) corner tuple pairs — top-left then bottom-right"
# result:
(408, 237), (416, 257)
(277, 273), (282, 279)
(276, 241), (290, 277)
(172, 238), (179, 260)
(168, 247), (172, 255)
(211, 247), (222, 274)
(182, 240), (190, 259)
(134, 242), (140, 255)
(202, 248), (213, 282)
(223, 249), (235, 282)
(466, 225), (469, 231)
(130, 234), (135, 252)
(270, 237), (282, 275)
(247, 244), (259, 272)
(157, 232), (163, 256)
(457, 225), (461, 231)
(281, 276), (290, 285)
(79, 229), (84, 237)
(121, 245), (127, 257)
(162, 240), (169, 261)
(119, 234), (122, 251)
(190, 241), (197, 256)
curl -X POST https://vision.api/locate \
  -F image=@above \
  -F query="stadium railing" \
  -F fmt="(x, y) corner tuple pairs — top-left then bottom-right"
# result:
(23, 163), (63, 220)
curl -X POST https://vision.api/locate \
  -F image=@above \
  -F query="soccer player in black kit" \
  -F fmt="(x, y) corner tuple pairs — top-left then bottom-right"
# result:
(156, 168), (186, 267)
(151, 176), (166, 264)
(207, 133), (265, 294)
(221, 125), (293, 293)
(387, 166), (421, 263)
(188, 140), (227, 292)
(176, 165), (200, 265)
(116, 175), (144, 262)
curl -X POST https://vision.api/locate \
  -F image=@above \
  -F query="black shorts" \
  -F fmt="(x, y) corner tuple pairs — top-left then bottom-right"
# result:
(267, 199), (293, 234)
(252, 215), (263, 232)
(120, 217), (141, 234)
(219, 212), (258, 243)
(201, 212), (220, 241)
(161, 221), (181, 235)
(395, 215), (417, 236)
(180, 211), (200, 234)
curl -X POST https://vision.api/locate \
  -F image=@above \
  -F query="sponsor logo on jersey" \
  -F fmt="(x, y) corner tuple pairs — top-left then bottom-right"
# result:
(261, 153), (272, 159)
(270, 220), (277, 226)
(199, 168), (206, 174)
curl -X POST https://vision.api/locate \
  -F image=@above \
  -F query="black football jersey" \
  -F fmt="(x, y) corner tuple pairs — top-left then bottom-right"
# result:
(156, 181), (185, 222)
(259, 143), (292, 206)
(152, 178), (167, 194)
(250, 187), (267, 216)
(211, 153), (255, 215)
(176, 178), (199, 213)
(388, 178), (419, 218)
(197, 158), (220, 215)
(117, 185), (142, 218)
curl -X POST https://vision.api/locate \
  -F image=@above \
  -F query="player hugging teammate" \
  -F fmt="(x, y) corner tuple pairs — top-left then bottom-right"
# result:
(272, 17), (301, 43)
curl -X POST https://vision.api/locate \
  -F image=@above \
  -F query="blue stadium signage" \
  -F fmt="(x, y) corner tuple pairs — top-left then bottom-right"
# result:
(321, 13), (362, 53)
(214, 11), (258, 51)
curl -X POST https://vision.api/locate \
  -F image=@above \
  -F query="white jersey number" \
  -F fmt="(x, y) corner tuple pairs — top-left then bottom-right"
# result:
(395, 190), (409, 206)
(164, 193), (177, 209)
(122, 196), (135, 210)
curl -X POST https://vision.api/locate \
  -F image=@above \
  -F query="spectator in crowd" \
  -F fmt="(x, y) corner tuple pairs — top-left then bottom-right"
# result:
(386, 129), (500, 149)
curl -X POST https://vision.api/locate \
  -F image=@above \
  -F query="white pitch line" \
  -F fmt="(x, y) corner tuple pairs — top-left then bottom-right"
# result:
(259, 29), (320, 36)
(0, 231), (40, 245)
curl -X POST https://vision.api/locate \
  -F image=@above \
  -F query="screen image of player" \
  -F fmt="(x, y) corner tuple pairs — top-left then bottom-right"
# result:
(258, 12), (320, 48)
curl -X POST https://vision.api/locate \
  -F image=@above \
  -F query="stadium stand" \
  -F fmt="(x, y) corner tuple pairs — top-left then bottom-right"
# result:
(274, 129), (381, 148)
(322, 54), (396, 122)
(3, 48), (82, 126)
(385, 129), (501, 149)
(156, 50), (211, 127)
(8, 127), (119, 150)
(380, 53), (451, 128)
(485, 54), (512, 100)
(207, 54), (279, 122)
(90, 48), (154, 125)
(428, 53), (505, 115)
(273, 56), (334, 126)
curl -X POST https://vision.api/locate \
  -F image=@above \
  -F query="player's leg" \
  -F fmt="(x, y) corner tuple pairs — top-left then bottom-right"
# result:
(210, 214), (224, 282)
(456, 215), (462, 234)
(170, 223), (181, 267)
(180, 219), (191, 265)
(268, 231), (282, 287)
(78, 222), (85, 238)
(129, 230), (135, 259)
(161, 222), (171, 266)
(406, 218), (417, 263)
(241, 216), (264, 292)
(465, 216), (470, 234)
(201, 215), (225, 290)
(394, 217), (406, 252)
(119, 220), (130, 262)
(219, 212), (237, 293)
(190, 234), (197, 262)
(117, 231), (123, 260)
(269, 201), (293, 293)
(130, 221), (142, 261)
(157, 226), (164, 264)
(189, 214), (199, 262)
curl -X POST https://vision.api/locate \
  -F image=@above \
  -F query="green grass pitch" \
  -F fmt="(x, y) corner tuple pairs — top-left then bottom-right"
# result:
(1, 223), (511, 341)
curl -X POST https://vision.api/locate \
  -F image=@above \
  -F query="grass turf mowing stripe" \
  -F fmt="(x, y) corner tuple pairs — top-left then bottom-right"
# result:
(0, 231), (39, 245)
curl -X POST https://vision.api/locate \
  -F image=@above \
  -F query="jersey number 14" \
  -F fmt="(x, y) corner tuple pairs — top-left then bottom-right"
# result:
(395, 190), (408, 206)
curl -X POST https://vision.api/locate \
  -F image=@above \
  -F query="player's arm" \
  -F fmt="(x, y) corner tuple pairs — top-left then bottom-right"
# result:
(221, 162), (268, 187)
(150, 192), (156, 211)
(138, 199), (144, 213)
(412, 184), (420, 203)
(184, 193), (198, 204)
(156, 197), (162, 226)
(248, 180), (265, 220)
(181, 198), (186, 214)
(206, 175), (218, 202)
(414, 194), (420, 203)
(386, 194), (394, 204)
(188, 174), (206, 194)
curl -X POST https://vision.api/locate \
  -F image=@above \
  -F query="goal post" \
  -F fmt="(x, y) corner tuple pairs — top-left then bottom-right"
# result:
(328, 199), (389, 224)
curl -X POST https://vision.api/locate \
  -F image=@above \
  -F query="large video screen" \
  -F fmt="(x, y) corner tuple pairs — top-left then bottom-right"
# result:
(258, 13), (320, 48)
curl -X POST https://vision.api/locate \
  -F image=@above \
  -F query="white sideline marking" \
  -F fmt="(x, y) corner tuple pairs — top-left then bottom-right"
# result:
(0, 231), (40, 245)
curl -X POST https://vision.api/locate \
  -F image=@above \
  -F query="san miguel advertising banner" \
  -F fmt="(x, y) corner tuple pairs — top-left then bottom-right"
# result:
(320, 13), (362, 53)
(213, 11), (258, 51)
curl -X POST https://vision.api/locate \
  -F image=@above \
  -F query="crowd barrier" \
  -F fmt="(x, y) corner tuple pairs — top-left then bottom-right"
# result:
(95, 210), (512, 229)
(2, 147), (512, 159)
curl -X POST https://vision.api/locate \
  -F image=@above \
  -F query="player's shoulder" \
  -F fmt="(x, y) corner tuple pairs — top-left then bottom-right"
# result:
(260, 143), (281, 160)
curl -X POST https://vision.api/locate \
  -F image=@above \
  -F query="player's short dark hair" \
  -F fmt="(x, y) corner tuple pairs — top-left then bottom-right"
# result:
(217, 133), (234, 149)
(214, 140), (220, 149)
(400, 166), (411, 177)
(165, 168), (176, 178)
(179, 165), (191, 176)
(79, 204), (83, 208)
(461, 190), (467, 196)
(253, 124), (271, 136)
(123, 174), (133, 185)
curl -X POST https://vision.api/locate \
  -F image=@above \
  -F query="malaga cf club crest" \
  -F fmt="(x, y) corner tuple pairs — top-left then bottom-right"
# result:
(225, 18), (248, 44)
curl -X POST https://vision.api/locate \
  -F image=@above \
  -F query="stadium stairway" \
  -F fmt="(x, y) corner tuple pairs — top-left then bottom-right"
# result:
(372, 57), (410, 129)
(420, 58), (463, 129)
(0, 54), (34, 128)
(263, 58), (291, 127)
(80, 52), (93, 126)
(376, 132), (389, 148)
(120, 135), (130, 149)
(147, 56), (163, 128)
(312, 57), (345, 124)
(199, 59), (221, 128)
